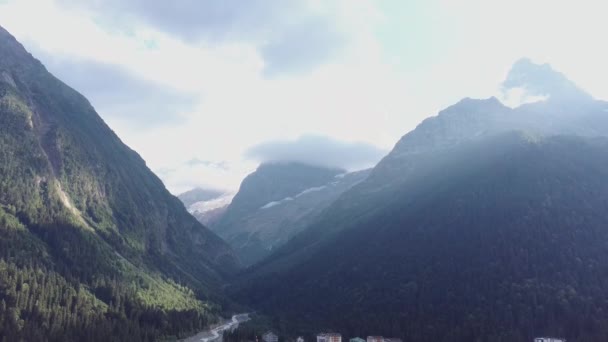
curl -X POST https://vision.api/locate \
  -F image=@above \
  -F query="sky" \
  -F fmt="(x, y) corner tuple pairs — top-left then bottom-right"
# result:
(1, 0), (607, 194)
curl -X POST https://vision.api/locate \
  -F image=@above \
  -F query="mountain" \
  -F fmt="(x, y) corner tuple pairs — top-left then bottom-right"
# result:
(213, 162), (355, 265)
(0, 26), (239, 341)
(254, 59), (608, 266)
(502, 57), (593, 103)
(178, 188), (234, 227)
(234, 60), (608, 341)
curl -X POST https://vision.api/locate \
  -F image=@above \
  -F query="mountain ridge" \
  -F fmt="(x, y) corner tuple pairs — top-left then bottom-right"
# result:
(271, 70), (608, 265)
(234, 60), (608, 341)
(212, 161), (356, 265)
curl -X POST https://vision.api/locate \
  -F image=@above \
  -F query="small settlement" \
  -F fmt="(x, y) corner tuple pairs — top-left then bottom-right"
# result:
(259, 331), (564, 342)
(317, 334), (402, 342)
(261, 332), (402, 342)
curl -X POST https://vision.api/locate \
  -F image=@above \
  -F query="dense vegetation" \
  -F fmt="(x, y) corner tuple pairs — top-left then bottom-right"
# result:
(0, 259), (213, 341)
(237, 133), (608, 342)
(0, 26), (238, 341)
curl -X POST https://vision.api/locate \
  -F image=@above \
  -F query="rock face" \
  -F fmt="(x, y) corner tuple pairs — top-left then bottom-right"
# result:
(502, 58), (593, 102)
(0, 25), (238, 341)
(213, 162), (371, 265)
(235, 60), (608, 342)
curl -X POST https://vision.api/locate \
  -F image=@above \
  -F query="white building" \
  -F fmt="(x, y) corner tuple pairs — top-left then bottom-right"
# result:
(534, 338), (565, 342)
(367, 337), (384, 342)
(263, 331), (279, 342)
(317, 333), (342, 342)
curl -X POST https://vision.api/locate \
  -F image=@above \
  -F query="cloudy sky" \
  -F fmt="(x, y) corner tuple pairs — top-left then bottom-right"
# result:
(1, 0), (607, 193)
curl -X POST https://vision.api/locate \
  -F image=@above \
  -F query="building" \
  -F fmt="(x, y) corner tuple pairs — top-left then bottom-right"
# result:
(262, 331), (279, 342)
(317, 333), (342, 342)
(367, 337), (384, 342)
(384, 339), (403, 342)
(350, 338), (365, 342)
(297, 337), (305, 342)
(534, 338), (565, 342)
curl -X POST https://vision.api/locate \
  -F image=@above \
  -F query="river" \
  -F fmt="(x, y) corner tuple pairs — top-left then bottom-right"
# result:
(181, 313), (251, 342)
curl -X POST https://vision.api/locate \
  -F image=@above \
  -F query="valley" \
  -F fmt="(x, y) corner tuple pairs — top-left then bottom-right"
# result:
(182, 313), (251, 342)
(1, 4), (608, 341)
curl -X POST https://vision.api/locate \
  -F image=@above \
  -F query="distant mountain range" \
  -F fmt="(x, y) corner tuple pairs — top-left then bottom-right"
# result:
(233, 60), (608, 342)
(178, 187), (234, 227)
(0, 26), (238, 342)
(206, 162), (370, 265)
(5, 18), (608, 342)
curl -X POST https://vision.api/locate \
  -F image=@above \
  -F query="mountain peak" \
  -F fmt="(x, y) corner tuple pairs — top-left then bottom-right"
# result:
(440, 96), (506, 116)
(0, 24), (25, 55)
(501, 58), (592, 104)
(0, 25), (45, 81)
(0, 24), (11, 37)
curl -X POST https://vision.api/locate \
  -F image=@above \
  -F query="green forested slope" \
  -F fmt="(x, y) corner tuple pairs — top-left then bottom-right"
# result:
(0, 25), (238, 341)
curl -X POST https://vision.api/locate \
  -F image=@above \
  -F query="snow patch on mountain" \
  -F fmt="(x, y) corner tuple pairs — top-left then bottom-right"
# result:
(260, 185), (329, 210)
(189, 193), (235, 214)
(261, 197), (293, 209)
(295, 185), (326, 197)
(501, 86), (550, 108)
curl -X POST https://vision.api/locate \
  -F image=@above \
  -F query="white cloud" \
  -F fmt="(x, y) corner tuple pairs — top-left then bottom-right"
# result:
(155, 160), (256, 195)
(500, 87), (550, 108)
(245, 135), (387, 171)
(1, 0), (607, 193)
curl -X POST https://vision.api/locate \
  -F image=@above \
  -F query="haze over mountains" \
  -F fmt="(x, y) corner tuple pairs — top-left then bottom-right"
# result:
(233, 60), (608, 341)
